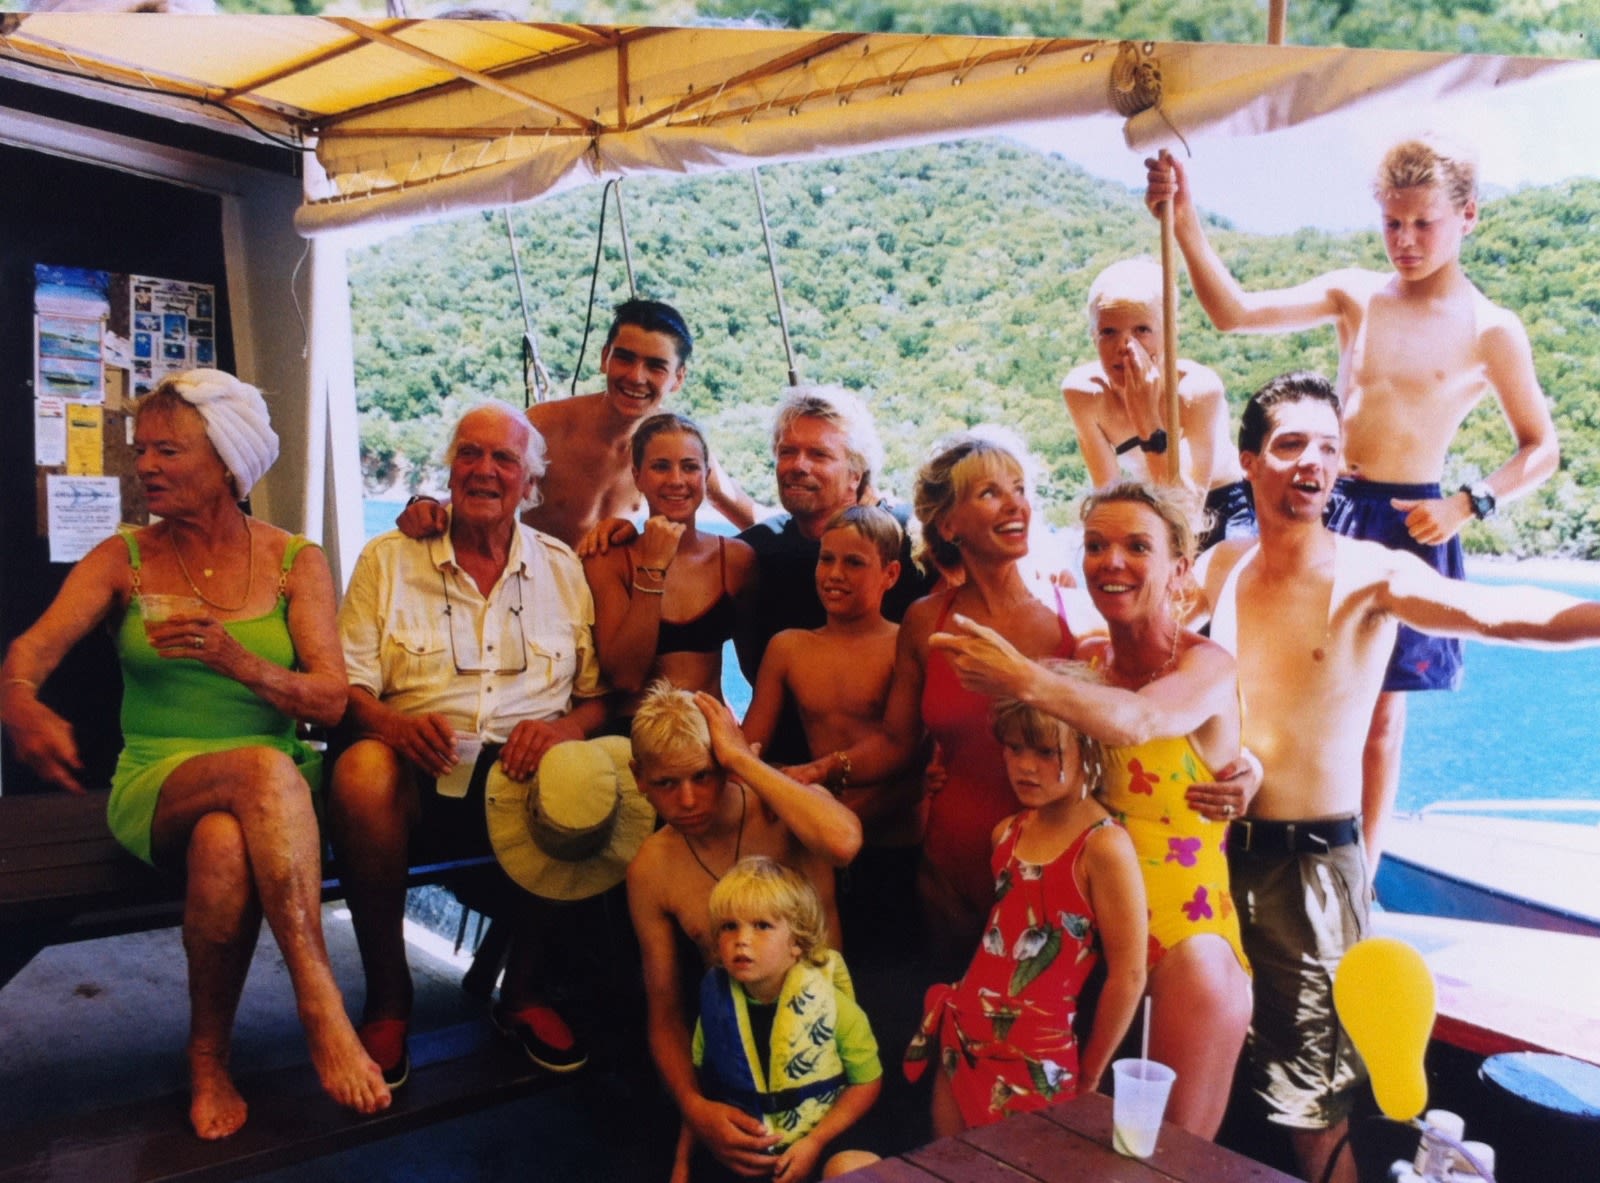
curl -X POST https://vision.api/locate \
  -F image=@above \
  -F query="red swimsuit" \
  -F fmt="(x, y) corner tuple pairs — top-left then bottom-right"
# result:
(920, 587), (1075, 921)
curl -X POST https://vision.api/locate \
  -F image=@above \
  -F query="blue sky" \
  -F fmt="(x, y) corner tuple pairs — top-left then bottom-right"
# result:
(1009, 60), (1600, 233)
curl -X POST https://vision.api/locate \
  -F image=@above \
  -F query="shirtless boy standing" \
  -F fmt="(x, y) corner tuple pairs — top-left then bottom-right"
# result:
(1061, 257), (1250, 549)
(626, 684), (862, 1177)
(1146, 136), (1558, 863)
(401, 299), (744, 548)
(1194, 372), (1596, 1183)
(743, 505), (924, 957)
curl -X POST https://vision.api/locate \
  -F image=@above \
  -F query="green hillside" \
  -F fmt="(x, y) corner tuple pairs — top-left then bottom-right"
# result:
(348, 138), (1600, 556)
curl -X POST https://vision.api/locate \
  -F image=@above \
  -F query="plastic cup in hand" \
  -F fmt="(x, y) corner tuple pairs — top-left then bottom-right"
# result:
(435, 733), (482, 799)
(140, 593), (204, 624)
(1111, 1058), (1176, 1158)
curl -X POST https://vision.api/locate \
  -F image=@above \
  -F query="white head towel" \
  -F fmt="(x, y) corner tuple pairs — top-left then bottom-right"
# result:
(168, 369), (279, 499)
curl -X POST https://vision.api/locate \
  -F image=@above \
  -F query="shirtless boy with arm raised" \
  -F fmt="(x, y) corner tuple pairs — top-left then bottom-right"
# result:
(626, 684), (862, 1178)
(1148, 136), (1558, 863)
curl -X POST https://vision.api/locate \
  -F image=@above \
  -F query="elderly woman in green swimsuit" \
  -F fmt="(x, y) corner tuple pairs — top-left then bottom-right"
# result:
(0, 370), (389, 1139)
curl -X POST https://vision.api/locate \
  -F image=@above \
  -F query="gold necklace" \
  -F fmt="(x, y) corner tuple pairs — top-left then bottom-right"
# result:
(172, 518), (254, 612)
(1121, 624), (1182, 688)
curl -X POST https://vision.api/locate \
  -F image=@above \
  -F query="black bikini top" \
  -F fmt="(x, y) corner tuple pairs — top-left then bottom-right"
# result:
(655, 537), (737, 657)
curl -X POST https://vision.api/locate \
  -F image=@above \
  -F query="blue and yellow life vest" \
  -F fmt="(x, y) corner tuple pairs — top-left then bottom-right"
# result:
(696, 951), (855, 1146)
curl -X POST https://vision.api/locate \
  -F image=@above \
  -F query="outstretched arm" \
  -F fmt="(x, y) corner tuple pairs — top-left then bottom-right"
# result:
(695, 692), (862, 866)
(929, 614), (1235, 748)
(1380, 553), (1600, 646)
(1146, 151), (1345, 335)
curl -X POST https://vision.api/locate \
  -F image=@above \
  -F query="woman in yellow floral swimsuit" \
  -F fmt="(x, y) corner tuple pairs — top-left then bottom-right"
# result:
(928, 480), (1254, 1140)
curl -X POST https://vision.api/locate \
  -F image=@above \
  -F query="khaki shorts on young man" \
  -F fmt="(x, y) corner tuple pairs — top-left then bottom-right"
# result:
(1228, 816), (1371, 1129)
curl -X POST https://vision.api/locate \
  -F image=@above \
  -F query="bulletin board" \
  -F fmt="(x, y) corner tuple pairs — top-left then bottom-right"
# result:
(29, 265), (217, 562)
(2, 141), (235, 795)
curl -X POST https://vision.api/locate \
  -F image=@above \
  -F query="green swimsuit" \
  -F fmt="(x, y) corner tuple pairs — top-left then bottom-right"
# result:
(107, 532), (322, 865)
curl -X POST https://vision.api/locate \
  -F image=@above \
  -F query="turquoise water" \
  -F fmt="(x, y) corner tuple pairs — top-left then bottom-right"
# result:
(362, 499), (1599, 813)
(1402, 570), (1600, 814)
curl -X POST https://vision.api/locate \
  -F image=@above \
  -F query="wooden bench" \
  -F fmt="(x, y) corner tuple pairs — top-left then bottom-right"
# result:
(0, 789), (494, 988)
(0, 789), (544, 1183)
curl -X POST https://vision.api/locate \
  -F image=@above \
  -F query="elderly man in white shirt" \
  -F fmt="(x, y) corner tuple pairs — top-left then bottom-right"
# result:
(329, 402), (607, 1088)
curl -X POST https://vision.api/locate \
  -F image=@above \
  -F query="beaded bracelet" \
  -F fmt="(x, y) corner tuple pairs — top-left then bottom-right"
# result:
(632, 581), (666, 595)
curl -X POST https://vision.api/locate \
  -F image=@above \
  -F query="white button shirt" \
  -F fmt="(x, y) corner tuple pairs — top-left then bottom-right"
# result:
(339, 525), (603, 740)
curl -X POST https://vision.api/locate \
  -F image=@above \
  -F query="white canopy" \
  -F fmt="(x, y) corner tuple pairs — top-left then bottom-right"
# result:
(0, 16), (1585, 235)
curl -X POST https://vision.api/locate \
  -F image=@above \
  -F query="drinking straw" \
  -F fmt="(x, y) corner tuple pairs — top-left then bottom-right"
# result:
(1141, 995), (1151, 1063)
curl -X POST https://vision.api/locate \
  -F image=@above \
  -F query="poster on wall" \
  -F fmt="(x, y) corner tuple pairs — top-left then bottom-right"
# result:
(33, 265), (108, 403)
(130, 276), (215, 394)
(45, 475), (122, 563)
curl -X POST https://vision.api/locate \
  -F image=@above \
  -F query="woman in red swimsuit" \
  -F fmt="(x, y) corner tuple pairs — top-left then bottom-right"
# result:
(830, 429), (1093, 961)
(584, 413), (756, 718)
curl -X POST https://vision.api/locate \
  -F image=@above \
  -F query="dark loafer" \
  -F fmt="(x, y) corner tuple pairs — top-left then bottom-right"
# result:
(491, 1002), (588, 1074)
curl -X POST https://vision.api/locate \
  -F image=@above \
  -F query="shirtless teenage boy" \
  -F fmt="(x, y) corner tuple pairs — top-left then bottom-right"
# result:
(1194, 372), (1597, 1183)
(401, 300), (744, 548)
(743, 505), (924, 957)
(626, 684), (863, 1177)
(1061, 257), (1250, 549)
(1147, 136), (1559, 863)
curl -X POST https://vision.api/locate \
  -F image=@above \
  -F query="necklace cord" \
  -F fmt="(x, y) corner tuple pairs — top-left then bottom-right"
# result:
(682, 785), (747, 882)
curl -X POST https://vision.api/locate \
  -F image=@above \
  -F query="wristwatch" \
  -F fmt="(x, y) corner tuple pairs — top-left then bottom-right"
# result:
(1138, 429), (1169, 455)
(1460, 481), (1497, 521)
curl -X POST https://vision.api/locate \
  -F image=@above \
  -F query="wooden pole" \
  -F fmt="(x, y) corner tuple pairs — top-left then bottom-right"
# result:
(1159, 196), (1181, 483)
(1268, 0), (1288, 45)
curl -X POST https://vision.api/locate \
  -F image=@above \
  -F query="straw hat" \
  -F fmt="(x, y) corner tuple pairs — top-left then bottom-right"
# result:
(484, 736), (655, 901)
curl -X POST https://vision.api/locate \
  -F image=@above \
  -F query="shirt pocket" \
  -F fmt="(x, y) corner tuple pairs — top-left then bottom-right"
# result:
(383, 621), (449, 693)
(524, 626), (576, 691)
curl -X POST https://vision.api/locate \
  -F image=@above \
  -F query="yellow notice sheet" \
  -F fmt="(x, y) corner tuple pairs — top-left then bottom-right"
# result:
(66, 402), (104, 475)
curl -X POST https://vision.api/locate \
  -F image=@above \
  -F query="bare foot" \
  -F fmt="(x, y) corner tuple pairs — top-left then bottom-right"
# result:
(188, 1047), (248, 1139)
(303, 1004), (392, 1115)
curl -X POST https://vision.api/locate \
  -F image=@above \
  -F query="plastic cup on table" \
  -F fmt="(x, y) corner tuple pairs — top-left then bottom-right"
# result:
(435, 733), (483, 798)
(1111, 1058), (1176, 1158)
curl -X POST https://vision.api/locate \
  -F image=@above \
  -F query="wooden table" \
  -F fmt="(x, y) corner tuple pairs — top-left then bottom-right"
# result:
(848, 1093), (1298, 1182)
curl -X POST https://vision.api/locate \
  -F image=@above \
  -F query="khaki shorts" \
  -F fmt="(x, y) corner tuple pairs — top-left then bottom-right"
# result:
(1228, 836), (1371, 1130)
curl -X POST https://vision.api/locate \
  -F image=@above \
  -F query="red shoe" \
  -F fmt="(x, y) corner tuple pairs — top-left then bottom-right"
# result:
(358, 1018), (411, 1090)
(491, 1002), (588, 1074)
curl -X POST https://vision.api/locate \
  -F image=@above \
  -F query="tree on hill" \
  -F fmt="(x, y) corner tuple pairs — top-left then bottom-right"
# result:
(349, 138), (1600, 556)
